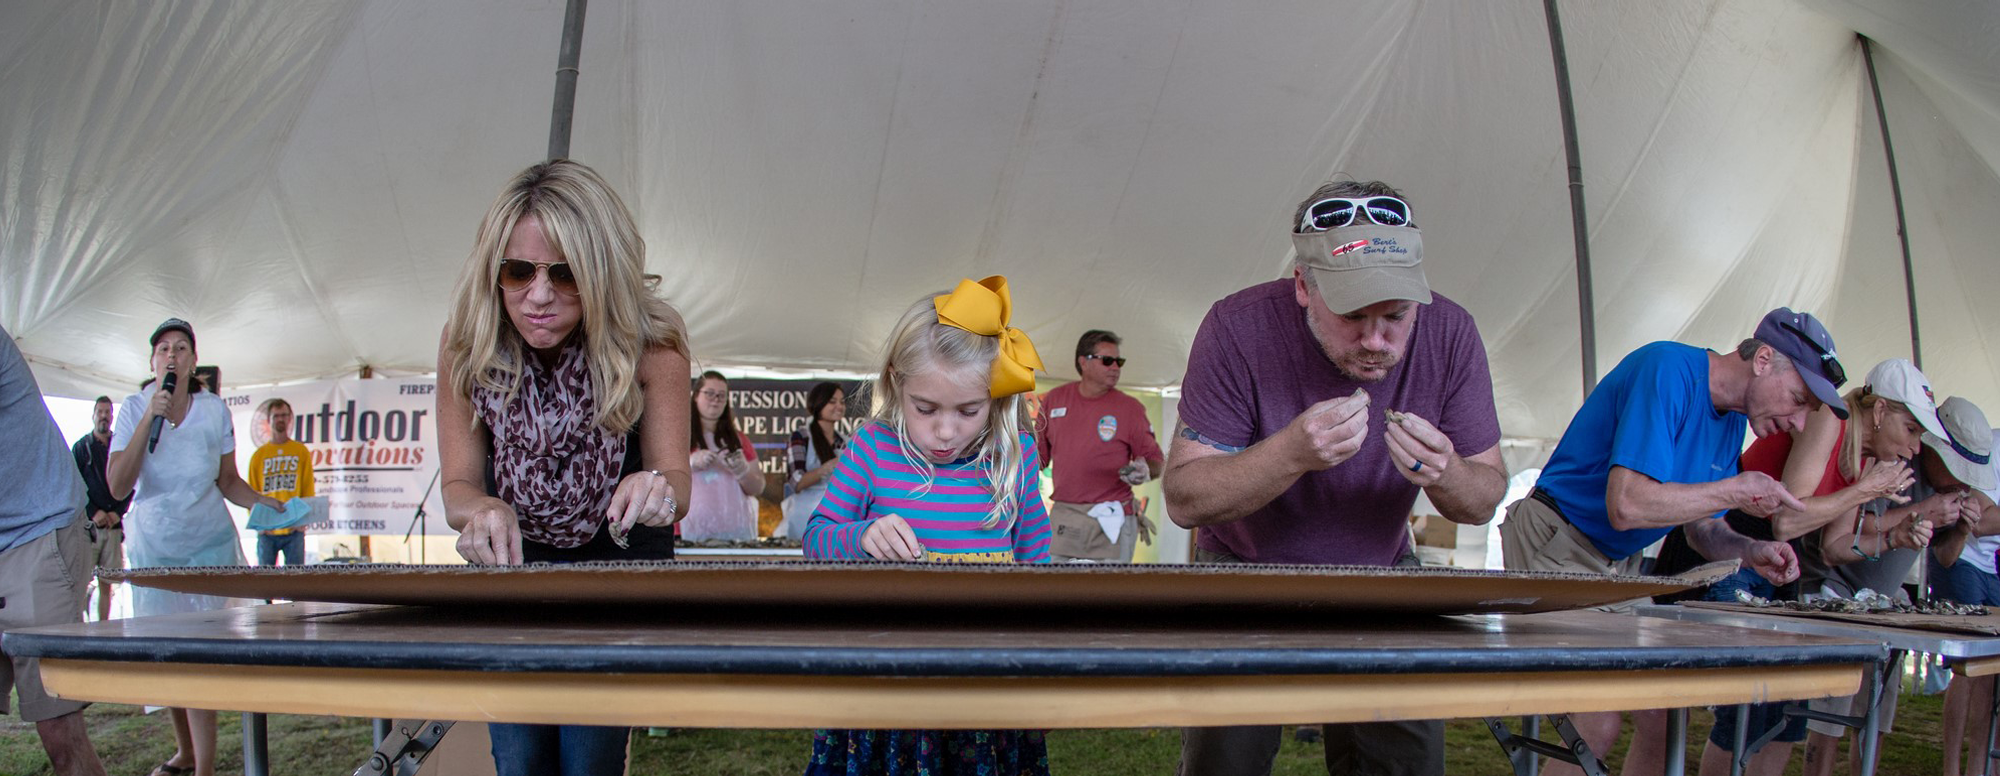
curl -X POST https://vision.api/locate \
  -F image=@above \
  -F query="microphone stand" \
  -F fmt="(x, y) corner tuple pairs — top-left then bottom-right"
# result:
(402, 466), (443, 565)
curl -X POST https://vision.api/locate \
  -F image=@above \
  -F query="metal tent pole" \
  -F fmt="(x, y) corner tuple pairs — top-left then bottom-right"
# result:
(1859, 36), (1921, 368)
(548, 0), (589, 160)
(1543, 0), (1597, 395)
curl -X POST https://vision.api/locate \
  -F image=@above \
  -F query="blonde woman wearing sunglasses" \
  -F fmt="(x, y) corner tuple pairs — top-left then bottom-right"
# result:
(436, 159), (693, 776)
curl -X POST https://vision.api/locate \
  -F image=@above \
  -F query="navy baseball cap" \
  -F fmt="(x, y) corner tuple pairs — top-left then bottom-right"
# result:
(150, 317), (196, 350)
(1753, 308), (1847, 419)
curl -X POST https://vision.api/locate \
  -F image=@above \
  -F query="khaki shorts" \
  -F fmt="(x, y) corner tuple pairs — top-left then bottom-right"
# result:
(92, 525), (123, 570)
(1499, 495), (1647, 612)
(1048, 501), (1138, 562)
(0, 516), (93, 722)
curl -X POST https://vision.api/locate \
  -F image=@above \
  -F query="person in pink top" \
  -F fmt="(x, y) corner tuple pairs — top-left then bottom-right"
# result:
(1035, 329), (1164, 562)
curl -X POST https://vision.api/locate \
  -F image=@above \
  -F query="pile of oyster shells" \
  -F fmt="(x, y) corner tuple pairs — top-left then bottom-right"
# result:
(1734, 587), (1988, 616)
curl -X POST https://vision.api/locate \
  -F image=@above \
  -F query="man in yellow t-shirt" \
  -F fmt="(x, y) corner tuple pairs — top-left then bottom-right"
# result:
(247, 399), (314, 565)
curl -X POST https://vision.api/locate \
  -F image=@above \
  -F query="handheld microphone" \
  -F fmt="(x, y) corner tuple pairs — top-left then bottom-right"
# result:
(147, 369), (178, 453)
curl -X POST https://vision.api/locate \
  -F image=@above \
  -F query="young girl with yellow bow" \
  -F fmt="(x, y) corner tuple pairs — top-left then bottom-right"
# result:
(801, 275), (1054, 774)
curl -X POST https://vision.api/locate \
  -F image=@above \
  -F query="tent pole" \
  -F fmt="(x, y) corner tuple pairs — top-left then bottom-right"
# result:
(1542, 0), (1597, 396)
(547, 0), (589, 160)
(1859, 36), (1922, 369)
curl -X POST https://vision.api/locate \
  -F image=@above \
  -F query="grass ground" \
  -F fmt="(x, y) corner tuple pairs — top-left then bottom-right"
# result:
(0, 690), (1956, 775)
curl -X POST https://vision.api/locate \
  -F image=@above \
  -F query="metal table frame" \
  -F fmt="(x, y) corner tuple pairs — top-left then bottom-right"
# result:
(1638, 604), (2000, 776)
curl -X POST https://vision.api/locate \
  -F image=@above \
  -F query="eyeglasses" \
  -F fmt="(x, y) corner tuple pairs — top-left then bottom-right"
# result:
(1777, 319), (1846, 387)
(496, 259), (580, 296)
(1084, 355), (1126, 367)
(1851, 507), (1881, 562)
(697, 390), (728, 401)
(1297, 196), (1412, 232)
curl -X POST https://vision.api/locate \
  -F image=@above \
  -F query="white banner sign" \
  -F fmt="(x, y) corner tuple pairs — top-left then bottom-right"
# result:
(227, 377), (447, 536)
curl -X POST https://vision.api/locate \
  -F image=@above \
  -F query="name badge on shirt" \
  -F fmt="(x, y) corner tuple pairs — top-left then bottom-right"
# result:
(1050, 407), (1067, 418)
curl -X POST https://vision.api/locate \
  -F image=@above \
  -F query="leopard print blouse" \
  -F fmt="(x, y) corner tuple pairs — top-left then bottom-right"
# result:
(473, 339), (626, 548)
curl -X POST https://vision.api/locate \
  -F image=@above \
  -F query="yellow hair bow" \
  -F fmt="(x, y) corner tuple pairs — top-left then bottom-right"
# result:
(934, 276), (1044, 398)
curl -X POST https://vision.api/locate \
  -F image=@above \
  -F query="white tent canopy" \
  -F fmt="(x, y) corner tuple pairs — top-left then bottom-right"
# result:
(5, 0), (1997, 450)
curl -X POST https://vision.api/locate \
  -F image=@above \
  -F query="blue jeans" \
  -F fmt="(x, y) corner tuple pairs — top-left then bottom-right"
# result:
(1706, 566), (1777, 603)
(1704, 567), (1805, 749)
(487, 723), (629, 776)
(1931, 555), (2000, 605)
(257, 532), (305, 566)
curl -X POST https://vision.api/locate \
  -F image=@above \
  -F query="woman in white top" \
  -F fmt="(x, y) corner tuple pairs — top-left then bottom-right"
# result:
(781, 381), (849, 540)
(107, 318), (281, 776)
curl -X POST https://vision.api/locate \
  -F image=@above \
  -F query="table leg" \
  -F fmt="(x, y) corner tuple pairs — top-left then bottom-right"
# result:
(1525, 715), (1540, 776)
(354, 720), (455, 776)
(1983, 674), (1999, 776)
(1549, 715), (1612, 776)
(1857, 650), (1901, 776)
(242, 712), (268, 776)
(1730, 702), (1750, 776)
(1485, 717), (1540, 776)
(1486, 716), (1606, 776)
(1665, 706), (1688, 776)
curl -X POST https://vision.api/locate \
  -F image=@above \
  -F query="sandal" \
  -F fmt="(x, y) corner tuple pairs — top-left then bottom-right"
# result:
(148, 762), (193, 776)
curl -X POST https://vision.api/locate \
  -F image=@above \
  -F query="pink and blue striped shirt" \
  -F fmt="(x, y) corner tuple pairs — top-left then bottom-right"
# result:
(803, 420), (1052, 563)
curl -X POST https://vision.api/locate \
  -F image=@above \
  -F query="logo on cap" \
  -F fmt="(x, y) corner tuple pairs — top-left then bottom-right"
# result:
(1330, 240), (1369, 257)
(1362, 236), (1412, 257)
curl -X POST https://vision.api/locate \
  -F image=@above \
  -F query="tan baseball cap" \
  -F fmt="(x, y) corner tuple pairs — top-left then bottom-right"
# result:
(1291, 223), (1431, 314)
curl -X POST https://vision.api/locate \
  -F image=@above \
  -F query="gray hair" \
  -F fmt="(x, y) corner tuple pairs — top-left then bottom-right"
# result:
(1735, 338), (1795, 372)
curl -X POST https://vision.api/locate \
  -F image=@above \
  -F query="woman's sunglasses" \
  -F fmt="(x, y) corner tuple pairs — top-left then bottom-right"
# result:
(1297, 196), (1412, 232)
(496, 259), (580, 296)
(1085, 355), (1127, 367)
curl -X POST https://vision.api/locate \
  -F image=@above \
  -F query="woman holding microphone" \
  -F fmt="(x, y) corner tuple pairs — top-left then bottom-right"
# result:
(107, 318), (282, 776)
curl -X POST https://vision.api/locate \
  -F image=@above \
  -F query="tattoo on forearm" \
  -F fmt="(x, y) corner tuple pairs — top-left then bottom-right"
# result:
(1175, 422), (1245, 453)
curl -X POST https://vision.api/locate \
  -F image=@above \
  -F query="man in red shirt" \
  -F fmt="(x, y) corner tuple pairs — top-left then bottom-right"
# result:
(1035, 330), (1164, 562)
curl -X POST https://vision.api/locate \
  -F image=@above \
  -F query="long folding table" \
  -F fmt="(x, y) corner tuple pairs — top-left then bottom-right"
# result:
(8, 601), (1879, 776)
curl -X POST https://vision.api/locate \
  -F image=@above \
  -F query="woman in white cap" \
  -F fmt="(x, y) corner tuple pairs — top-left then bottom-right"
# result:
(1814, 393), (1989, 570)
(105, 318), (285, 776)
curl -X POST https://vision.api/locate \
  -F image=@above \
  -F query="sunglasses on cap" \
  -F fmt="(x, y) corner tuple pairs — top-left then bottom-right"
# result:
(1084, 355), (1126, 367)
(1776, 318), (1846, 387)
(1297, 196), (1413, 232)
(496, 259), (580, 296)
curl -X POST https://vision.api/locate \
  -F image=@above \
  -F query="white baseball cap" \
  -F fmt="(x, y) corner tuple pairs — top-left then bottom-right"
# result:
(1864, 358), (1947, 441)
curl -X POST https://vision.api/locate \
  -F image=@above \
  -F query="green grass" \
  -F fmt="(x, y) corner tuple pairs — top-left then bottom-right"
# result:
(0, 692), (1957, 775)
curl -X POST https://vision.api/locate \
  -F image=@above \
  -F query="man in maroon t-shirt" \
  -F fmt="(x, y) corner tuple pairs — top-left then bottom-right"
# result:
(1035, 329), (1165, 562)
(1165, 181), (1508, 776)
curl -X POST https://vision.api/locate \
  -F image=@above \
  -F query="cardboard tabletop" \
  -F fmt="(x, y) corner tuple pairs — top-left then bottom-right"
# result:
(99, 559), (1737, 615)
(1677, 601), (2000, 637)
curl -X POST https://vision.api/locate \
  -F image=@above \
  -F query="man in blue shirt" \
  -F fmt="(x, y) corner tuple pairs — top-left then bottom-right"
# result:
(1500, 307), (1846, 776)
